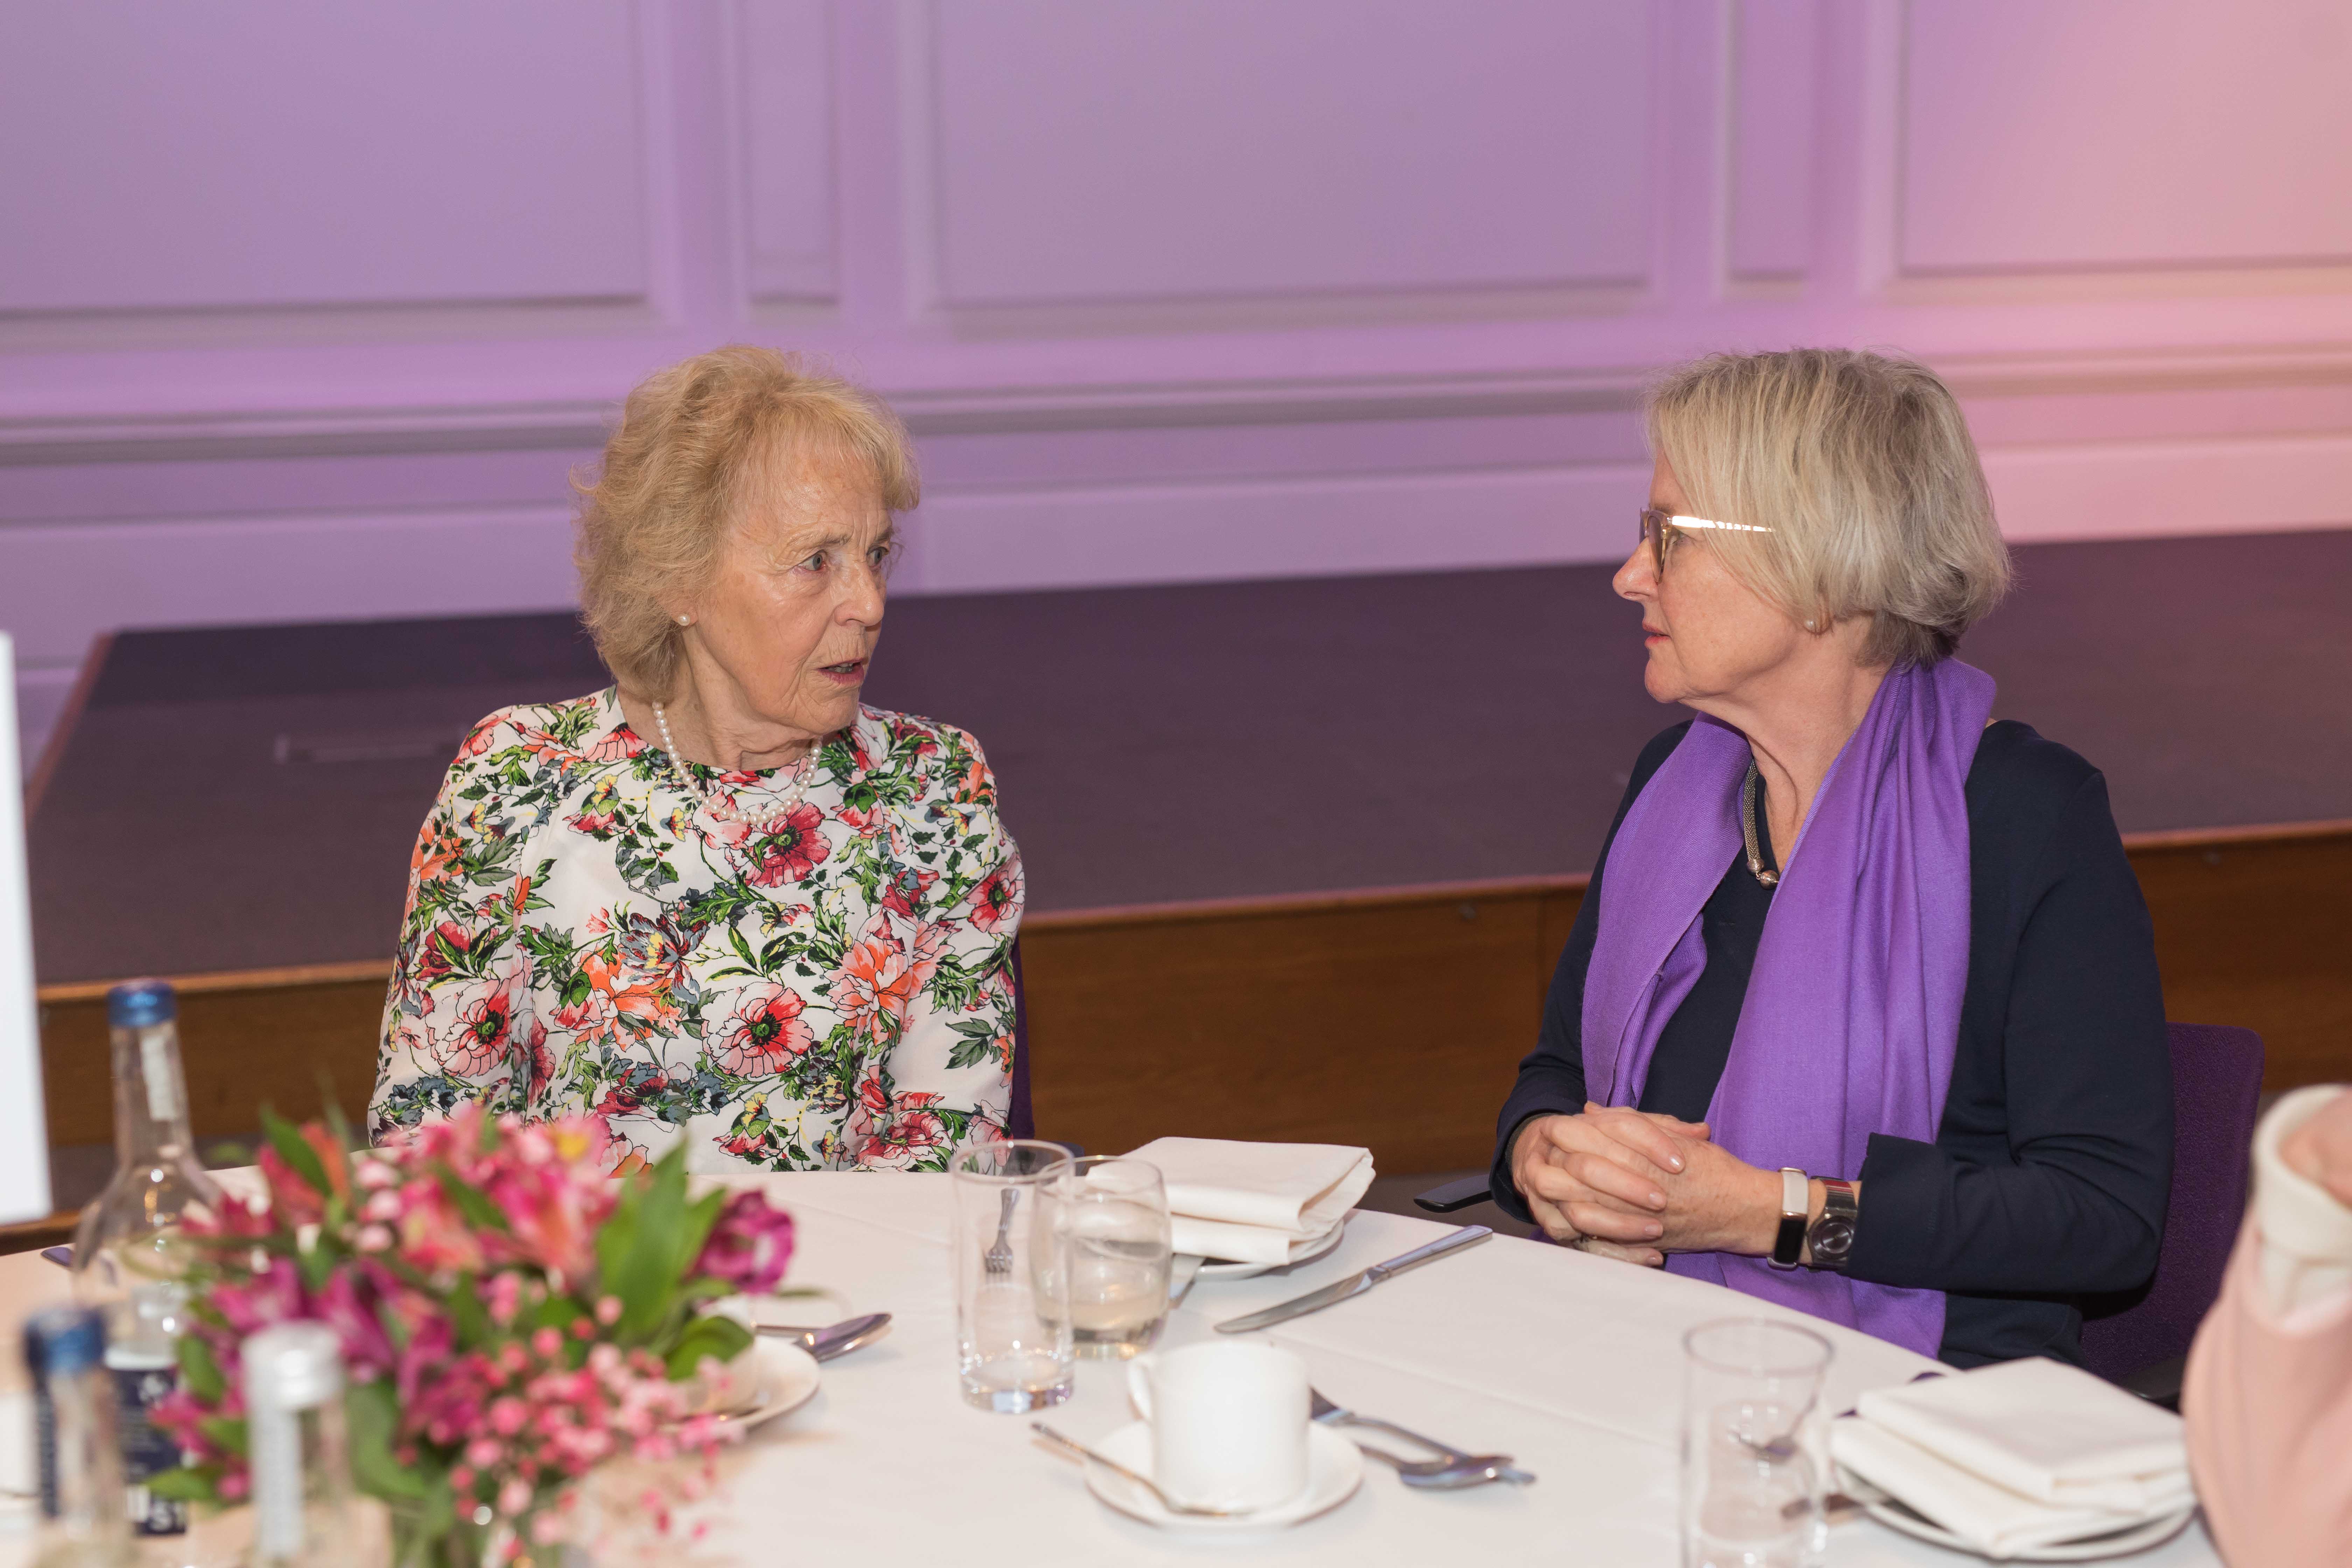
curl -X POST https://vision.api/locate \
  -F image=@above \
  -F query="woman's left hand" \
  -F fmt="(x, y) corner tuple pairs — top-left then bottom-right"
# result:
(1592, 1136), (1782, 1256)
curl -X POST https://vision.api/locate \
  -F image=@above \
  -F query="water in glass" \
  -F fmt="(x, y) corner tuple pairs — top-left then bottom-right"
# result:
(951, 1140), (1076, 1412)
(1055, 1156), (1172, 1358)
(1682, 1318), (1833, 1568)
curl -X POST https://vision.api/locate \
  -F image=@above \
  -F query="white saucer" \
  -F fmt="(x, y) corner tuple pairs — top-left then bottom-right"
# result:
(1192, 1222), (1347, 1280)
(710, 1337), (821, 1431)
(1840, 1468), (2198, 1562)
(1079, 1421), (1363, 1531)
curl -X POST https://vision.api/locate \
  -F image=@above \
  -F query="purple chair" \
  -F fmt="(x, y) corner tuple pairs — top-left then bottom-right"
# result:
(2077, 1022), (2266, 1396)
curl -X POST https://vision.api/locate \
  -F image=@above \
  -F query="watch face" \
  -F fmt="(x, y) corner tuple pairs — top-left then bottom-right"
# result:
(1810, 1218), (1856, 1261)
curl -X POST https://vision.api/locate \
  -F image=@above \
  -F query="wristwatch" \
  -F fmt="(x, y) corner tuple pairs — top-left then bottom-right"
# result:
(1768, 1167), (1809, 1269)
(1806, 1179), (1860, 1271)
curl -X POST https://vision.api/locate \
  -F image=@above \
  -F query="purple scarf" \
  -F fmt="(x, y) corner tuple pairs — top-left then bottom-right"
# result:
(1582, 659), (1994, 1355)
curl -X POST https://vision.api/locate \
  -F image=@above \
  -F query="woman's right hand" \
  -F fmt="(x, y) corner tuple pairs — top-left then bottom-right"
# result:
(1509, 1102), (1713, 1262)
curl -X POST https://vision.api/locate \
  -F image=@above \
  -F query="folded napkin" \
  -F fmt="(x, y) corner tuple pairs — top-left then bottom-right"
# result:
(1831, 1358), (2194, 1559)
(1123, 1138), (1374, 1265)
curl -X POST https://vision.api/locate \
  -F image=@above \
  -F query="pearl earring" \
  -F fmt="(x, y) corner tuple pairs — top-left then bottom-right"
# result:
(1805, 619), (1818, 631)
(676, 615), (692, 626)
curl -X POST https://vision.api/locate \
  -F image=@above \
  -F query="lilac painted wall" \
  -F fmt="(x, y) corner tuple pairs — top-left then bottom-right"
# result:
(8, 0), (2352, 767)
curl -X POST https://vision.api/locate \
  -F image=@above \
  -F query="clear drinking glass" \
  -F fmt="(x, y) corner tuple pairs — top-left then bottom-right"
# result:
(951, 1139), (1076, 1412)
(1050, 1156), (1172, 1359)
(1682, 1318), (1834, 1568)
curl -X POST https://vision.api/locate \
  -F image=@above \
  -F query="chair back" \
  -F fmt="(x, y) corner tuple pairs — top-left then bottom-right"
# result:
(2078, 1022), (2264, 1382)
(1006, 937), (1034, 1141)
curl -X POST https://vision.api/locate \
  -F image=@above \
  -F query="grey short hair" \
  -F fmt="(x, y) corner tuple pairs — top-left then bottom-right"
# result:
(1645, 349), (2012, 668)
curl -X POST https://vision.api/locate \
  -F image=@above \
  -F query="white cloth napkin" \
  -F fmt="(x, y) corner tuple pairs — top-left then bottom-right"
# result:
(1123, 1138), (1375, 1265)
(1830, 1358), (2194, 1559)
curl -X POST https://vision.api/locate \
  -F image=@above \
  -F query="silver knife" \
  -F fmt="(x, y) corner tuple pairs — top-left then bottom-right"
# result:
(1214, 1226), (1493, 1334)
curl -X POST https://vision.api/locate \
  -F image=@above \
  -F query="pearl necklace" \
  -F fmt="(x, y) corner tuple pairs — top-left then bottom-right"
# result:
(650, 699), (818, 811)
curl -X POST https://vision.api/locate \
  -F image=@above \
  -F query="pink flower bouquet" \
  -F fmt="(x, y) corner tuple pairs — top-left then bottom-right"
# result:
(150, 1103), (793, 1567)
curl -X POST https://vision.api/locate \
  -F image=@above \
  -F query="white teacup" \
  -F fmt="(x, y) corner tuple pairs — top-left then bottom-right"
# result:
(1126, 1340), (1310, 1512)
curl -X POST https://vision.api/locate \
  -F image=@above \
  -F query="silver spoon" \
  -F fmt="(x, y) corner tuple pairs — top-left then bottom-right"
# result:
(756, 1311), (893, 1361)
(1031, 1423), (1249, 1518)
(1310, 1389), (1535, 1486)
(1397, 1454), (1535, 1489)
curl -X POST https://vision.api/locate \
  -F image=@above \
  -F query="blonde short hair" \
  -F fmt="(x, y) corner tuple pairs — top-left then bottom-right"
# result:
(573, 345), (919, 700)
(1645, 349), (2011, 668)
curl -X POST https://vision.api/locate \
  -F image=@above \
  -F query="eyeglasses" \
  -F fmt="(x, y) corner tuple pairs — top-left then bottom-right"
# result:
(1638, 507), (1774, 576)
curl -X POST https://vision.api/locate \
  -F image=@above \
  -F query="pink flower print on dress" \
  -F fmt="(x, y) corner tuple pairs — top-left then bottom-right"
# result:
(878, 864), (938, 919)
(439, 974), (522, 1077)
(967, 862), (1019, 932)
(710, 985), (814, 1076)
(854, 1090), (949, 1169)
(567, 778), (622, 837)
(521, 1016), (555, 1101)
(836, 922), (944, 1046)
(580, 725), (644, 763)
(738, 802), (830, 888)
(414, 920), (473, 982)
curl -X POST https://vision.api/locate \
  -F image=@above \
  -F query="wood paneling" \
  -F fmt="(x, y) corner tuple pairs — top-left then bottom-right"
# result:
(1021, 878), (1583, 1174)
(31, 825), (2349, 1204)
(38, 962), (389, 1148)
(2131, 822), (2352, 1090)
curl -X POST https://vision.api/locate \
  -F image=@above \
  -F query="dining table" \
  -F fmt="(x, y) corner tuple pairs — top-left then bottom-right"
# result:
(0, 1171), (2223, 1567)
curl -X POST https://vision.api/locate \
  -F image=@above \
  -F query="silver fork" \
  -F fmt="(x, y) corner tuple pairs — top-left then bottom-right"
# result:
(1310, 1389), (1536, 1485)
(983, 1187), (1019, 1275)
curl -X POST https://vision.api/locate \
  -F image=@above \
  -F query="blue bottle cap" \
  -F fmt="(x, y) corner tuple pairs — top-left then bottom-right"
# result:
(22, 1306), (106, 1377)
(106, 980), (176, 1029)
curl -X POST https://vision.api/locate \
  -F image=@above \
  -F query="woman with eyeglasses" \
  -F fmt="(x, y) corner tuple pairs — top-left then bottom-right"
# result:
(1491, 349), (2171, 1367)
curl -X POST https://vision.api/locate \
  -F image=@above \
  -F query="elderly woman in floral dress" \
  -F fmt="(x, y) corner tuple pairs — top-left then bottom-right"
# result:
(371, 346), (1023, 1173)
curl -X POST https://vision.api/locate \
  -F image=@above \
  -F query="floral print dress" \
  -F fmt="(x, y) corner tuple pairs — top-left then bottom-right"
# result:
(371, 688), (1022, 1173)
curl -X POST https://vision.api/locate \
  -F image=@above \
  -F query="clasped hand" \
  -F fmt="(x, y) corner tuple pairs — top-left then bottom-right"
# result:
(1508, 1101), (1779, 1267)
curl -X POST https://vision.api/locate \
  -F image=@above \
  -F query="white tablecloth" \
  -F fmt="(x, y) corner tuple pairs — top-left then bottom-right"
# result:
(0, 1173), (2222, 1566)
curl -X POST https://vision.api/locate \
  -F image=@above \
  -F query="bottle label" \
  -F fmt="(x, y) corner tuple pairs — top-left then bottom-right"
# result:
(140, 1027), (182, 1124)
(111, 1359), (188, 1535)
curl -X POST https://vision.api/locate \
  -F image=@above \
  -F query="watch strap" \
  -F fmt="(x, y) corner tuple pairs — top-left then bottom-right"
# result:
(1769, 1167), (1809, 1269)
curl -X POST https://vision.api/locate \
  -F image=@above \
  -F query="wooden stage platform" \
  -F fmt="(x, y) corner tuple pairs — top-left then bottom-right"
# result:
(24, 528), (2352, 1234)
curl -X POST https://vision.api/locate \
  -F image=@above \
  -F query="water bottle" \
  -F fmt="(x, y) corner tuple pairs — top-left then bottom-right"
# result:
(70, 979), (222, 1536)
(24, 1306), (135, 1568)
(244, 1324), (357, 1568)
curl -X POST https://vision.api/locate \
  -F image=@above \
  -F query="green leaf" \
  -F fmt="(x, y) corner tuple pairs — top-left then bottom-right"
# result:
(662, 1312), (751, 1381)
(446, 1274), (491, 1349)
(143, 1466), (221, 1503)
(197, 1415), (248, 1459)
(345, 1380), (429, 1503)
(178, 1335), (225, 1404)
(260, 1106), (330, 1198)
(596, 1146), (693, 1341)
(430, 1164), (512, 1234)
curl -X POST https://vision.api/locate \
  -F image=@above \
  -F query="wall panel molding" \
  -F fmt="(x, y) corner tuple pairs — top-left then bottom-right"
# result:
(902, 0), (1655, 334)
(0, 0), (666, 350)
(1882, 0), (2352, 299)
(733, 0), (838, 304)
(13, 345), (2352, 465)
